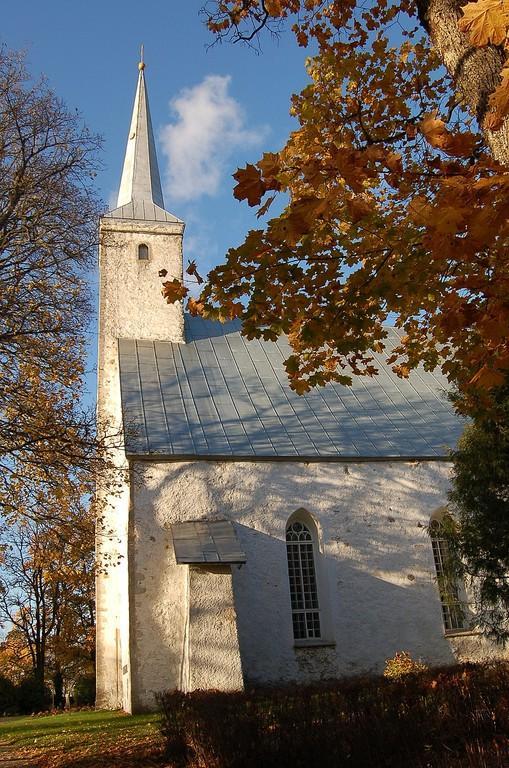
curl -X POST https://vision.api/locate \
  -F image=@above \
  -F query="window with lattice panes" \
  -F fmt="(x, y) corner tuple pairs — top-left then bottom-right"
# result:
(430, 519), (468, 633)
(286, 520), (321, 640)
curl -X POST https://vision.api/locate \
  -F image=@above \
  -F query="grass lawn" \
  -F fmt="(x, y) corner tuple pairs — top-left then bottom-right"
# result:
(0, 710), (166, 767)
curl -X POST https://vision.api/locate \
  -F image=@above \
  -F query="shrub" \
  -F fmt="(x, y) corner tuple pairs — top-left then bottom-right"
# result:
(383, 651), (428, 680)
(73, 673), (96, 706)
(0, 674), (17, 715)
(159, 662), (509, 768)
(15, 675), (51, 714)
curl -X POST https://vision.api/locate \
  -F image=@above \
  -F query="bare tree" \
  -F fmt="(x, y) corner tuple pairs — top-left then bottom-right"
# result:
(0, 46), (116, 524)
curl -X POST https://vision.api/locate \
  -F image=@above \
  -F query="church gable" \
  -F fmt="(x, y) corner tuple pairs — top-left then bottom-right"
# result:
(117, 315), (464, 459)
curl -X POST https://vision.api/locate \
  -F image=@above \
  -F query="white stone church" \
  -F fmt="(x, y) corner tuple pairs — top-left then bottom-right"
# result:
(96, 60), (505, 713)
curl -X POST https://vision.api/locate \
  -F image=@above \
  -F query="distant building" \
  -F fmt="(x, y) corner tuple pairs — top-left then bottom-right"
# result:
(96, 58), (504, 713)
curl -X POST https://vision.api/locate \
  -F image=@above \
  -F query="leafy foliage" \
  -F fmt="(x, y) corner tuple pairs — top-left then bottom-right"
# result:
(383, 651), (428, 679)
(0, 498), (95, 703)
(73, 673), (96, 706)
(15, 674), (52, 715)
(161, 2), (509, 410)
(448, 383), (509, 640)
(0, 673), (16, 714)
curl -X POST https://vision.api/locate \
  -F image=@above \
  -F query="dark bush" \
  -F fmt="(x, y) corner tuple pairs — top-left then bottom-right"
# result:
(74, 673), (96, 706)
(15, 674), (51, 714)
(158, 662), (509, 768)
(0, 674), (17, 715)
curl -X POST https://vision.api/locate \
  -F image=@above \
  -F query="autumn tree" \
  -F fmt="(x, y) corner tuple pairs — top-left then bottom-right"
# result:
(163, 2), (509, 409)
(0, 497), (95, 707)
(0, 46), (116, 525)
(447, 382), (509, 641)
(0, 628), (35, 685)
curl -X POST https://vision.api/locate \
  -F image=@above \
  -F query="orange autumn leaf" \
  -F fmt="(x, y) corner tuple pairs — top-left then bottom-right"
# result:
(470, 363), (506, 388)
(233, 163), (266, 206)
(420, 114), (477, 156)
(386, 152), (403, 174)
(187, 296), (205, 316)
(265, 0), (283, 16)
(420, 114), (450, 148)
(434, 206), (470, 234)
(161, 278), (188, 304)
(459, 0), (509, 46)
(269, 196), (327, 244)
(346, 195), (373, 222)
(257, 152), (281, 182)
(443, 132), (478, 157)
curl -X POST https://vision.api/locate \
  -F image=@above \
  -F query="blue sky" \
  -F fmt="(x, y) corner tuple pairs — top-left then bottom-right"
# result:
(3, 1), (310, 401)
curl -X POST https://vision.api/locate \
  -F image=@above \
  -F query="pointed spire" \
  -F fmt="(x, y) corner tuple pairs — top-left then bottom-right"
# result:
(116, 50), (165, 210)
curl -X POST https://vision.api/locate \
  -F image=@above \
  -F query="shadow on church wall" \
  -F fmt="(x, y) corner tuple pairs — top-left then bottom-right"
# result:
(130, 457), (471, 705)
(232, 523), (458, 685)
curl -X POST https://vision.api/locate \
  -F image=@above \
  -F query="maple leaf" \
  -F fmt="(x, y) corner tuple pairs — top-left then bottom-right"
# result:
(161, 279), (188, 304)
(233, 164), (265, 206)
(470, 363), (506, 387)
(187, 297), (205, 316)
(186, 260), (204, 284)
(293, 379), (312, 394)
(346, 195), (373, 222)
(419, 114), (448, 146)
(285, 355), (300, 375)
(386, 152), (403, 174)
(420, 114), (477, 156)
(258, 152), (281, 180)
(459, 0), (509, 47)
(265, 0), (282, 16)
(334, 149), (369, 192)
(433, 206), (469, 234)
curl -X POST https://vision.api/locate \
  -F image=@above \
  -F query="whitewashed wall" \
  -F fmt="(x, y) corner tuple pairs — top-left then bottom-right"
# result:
(95, 216), (184, 712)
(128, 458), (505, 710)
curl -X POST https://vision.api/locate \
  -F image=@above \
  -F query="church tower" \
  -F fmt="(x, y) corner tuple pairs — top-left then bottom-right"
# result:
(96, 54), (184, 711)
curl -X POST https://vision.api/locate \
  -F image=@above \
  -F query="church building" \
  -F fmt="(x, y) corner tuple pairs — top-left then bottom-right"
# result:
(96, 59), (503, 713)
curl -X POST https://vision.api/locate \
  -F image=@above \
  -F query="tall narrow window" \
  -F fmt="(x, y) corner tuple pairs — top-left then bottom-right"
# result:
(138, 243), (149, 260)
(430, 518), (467, 632)
(286, 520), (321, 640)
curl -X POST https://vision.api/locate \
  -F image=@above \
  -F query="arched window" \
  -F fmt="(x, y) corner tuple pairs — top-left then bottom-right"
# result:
(138, 243), (149, 260)
(430, 515), (468, 633)
(286, 518), (321, 640)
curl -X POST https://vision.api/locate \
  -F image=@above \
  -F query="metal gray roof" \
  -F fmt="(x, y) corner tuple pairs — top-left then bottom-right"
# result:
(172, 520), (246, 564)
(104, 200), (182, 224)
(118, 316), (465, 459)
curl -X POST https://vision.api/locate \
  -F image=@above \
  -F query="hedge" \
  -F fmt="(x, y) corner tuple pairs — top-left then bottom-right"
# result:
(159, 662), (509, 767)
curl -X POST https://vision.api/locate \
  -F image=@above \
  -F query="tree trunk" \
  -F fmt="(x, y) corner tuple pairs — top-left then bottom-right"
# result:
(34, 656), (45, 685)
(53, 669), (64, 709)
(417, 0), (509, 164)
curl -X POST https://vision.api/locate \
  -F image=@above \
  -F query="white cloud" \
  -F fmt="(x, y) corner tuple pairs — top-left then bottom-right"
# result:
(160, 75), (266, 202)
